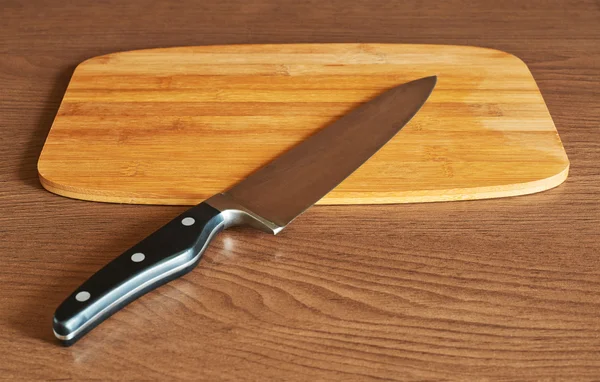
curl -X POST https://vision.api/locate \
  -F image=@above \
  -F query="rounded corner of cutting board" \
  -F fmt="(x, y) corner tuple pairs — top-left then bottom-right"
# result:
(548, 159), (570, 188)
(37, 163), (87, 203)
(447, 44), (532, 66)
(75, 53), (116, 71)
(37, 165), (68, 200)
(471, 160), (570, 201)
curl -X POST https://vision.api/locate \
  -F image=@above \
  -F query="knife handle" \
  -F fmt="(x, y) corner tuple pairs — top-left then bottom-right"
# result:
(52, 202), (225, 346)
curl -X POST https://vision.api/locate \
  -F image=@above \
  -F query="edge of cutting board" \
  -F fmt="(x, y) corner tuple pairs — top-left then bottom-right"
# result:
(38, 43), (570, 206)
(38, 166), (569, 205)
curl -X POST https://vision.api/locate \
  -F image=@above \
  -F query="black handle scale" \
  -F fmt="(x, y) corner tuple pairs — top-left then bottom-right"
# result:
(53, 202), (224, 346)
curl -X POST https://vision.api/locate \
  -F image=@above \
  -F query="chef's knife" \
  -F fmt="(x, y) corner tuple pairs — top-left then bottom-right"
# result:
(53, 76), (437, 346)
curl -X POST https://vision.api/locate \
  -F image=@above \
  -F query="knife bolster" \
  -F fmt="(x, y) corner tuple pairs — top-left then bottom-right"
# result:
(205, 193), (284, 235)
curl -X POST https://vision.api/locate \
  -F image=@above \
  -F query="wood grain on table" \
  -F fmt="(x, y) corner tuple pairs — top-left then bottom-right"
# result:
(1, 1), (599, 381)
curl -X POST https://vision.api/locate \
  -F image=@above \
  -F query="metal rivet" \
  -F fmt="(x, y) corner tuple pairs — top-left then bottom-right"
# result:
(131, 252), (145, 262)
(75, 291), (91, 302)
(181, 217), (195, 226)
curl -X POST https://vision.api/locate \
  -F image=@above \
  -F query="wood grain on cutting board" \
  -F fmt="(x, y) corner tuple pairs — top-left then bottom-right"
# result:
(37, 44), (569, 205)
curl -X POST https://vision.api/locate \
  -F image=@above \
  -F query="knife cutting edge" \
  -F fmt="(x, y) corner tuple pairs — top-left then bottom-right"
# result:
(53, 76), (437, 345)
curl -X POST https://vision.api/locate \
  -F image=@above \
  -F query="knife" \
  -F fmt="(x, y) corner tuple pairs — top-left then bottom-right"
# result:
(53, 76), (437, 346)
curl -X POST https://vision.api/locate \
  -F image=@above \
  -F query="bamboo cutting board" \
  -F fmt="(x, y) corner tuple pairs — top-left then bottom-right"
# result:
(38, 44), (569, 205)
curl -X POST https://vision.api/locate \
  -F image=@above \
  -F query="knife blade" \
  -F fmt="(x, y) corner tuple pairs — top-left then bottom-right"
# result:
(53, 75), (437, 345)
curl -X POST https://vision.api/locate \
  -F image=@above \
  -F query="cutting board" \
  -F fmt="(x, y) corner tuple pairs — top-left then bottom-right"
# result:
(38, 44), (569, 205)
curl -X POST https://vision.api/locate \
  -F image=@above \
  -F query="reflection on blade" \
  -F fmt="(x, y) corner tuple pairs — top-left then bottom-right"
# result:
(225, 76), (437, 227)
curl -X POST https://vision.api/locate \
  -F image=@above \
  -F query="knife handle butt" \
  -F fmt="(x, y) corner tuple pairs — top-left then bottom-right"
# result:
(53, 202), (225, 346)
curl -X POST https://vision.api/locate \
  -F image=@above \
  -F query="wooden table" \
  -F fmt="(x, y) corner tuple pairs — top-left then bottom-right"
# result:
(1, 1), (598, 380)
